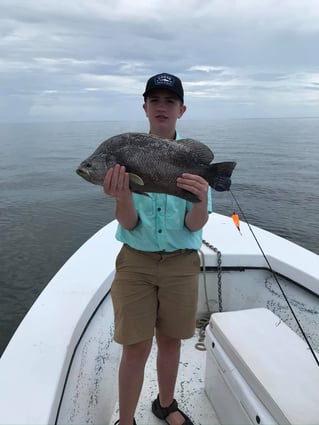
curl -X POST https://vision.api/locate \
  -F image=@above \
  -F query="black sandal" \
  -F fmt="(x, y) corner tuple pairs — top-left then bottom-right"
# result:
(114, 419), (137, 425)
(152, 394), (194, 425)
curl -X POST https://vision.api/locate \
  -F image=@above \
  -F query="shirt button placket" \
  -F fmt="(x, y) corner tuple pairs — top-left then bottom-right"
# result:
(156, 206), (164, 249)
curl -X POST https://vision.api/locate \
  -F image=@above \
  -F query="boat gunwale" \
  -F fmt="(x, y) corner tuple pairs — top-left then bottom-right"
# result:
(201, 265), (319, 298)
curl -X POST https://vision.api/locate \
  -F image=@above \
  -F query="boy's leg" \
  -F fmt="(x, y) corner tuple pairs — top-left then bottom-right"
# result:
(155, 332), (185, 425)
(118, 338), (153, 425)
(154, 250), (199, 425)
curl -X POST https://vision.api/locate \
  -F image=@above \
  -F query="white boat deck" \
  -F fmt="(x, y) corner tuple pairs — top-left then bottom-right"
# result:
(111, 330), (219, 425)
(1, 214), (318, 425)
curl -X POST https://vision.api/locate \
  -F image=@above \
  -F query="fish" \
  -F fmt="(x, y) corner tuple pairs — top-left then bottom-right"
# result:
(76, 132), (236, 202)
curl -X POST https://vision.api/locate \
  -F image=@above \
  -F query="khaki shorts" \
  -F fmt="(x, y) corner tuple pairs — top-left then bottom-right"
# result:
(111, 244), (200, 345)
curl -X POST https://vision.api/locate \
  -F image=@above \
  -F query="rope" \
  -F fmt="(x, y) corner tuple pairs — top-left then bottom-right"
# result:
(195, 249), (222, 351)
(195, 317), (210, 351)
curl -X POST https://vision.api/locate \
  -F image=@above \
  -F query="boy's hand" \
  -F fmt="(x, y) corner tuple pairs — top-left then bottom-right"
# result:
(176, 173), (209, 203)
(103, 164), (131, 199)
(104, 164), (138, 230)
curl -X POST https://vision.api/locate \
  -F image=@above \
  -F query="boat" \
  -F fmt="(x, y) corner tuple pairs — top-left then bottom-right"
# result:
(0, 212), (318, 425)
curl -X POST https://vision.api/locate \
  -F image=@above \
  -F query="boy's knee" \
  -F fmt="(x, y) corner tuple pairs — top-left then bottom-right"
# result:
(122, 339), (153, 365)
(156, 332), (181, 352)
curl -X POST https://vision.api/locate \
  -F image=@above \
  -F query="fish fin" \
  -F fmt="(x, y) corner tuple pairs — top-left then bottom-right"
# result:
(128, 173), (149, 196)
(129, 173), (144, 186)
(175, 138), (214, 163)
(206, 161), (237, 191)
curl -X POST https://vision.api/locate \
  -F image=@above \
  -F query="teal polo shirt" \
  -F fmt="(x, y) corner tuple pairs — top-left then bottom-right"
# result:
(115, 190), (212, 252)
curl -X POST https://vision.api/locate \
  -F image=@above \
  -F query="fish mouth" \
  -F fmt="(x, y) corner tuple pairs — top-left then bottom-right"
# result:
(76, 167), (101, 185)
(76, 167), (92, 182)
(76, 167), (88, 177)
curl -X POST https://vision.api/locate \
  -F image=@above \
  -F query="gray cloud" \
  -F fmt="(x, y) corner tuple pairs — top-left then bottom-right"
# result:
(1, 0), (319, 122)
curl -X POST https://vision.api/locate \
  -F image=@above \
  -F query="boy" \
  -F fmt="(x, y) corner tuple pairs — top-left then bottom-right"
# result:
(104, 73), (212, 425)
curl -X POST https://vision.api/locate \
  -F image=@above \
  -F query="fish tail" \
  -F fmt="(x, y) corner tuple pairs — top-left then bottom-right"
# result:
(206, 161), (237, 191)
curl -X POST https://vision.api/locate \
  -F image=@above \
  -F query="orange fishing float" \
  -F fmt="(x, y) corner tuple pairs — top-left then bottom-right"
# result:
(232, 212), (241, 234)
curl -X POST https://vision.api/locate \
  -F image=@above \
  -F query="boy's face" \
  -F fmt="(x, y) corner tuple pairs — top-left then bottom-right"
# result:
(143, 89), (186, 138)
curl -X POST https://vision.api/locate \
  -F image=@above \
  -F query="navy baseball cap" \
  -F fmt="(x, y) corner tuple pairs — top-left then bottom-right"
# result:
(143, 73), (184, 103)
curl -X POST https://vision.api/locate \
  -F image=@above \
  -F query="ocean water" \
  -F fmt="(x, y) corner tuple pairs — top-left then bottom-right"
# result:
(1, 118), (319, 355)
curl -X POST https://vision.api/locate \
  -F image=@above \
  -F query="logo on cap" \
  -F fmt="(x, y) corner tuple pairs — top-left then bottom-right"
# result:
(154, 74), (175, 87)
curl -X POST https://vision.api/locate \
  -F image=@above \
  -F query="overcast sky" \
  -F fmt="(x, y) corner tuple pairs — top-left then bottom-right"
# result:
(1, 0), (319, 122)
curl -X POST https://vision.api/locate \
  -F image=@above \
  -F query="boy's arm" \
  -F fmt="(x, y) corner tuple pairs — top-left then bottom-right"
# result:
(176, 173), (209, 232)
(103, 164), (139, 230)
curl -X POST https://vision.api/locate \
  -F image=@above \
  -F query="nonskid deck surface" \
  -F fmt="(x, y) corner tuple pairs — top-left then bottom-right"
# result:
(111, 330), (219, 425)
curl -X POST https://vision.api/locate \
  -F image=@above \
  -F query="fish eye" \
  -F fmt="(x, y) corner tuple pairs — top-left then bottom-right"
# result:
(86, 162), (92, 168)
